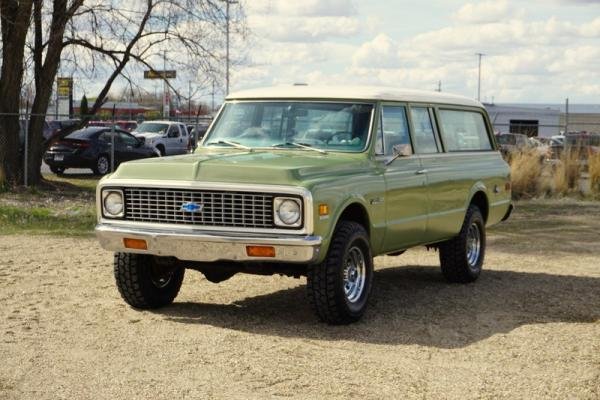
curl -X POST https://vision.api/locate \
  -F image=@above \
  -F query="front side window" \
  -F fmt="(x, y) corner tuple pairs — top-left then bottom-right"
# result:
(376, 105), (411, 156)
(205, 101), (374, 152)
(438, 110), (492, 151)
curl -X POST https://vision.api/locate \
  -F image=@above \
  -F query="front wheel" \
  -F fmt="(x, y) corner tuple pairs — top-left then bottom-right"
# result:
(307, 220), (373, 325)
(439, 205), (486, 283)
(114, 253), (185, 309)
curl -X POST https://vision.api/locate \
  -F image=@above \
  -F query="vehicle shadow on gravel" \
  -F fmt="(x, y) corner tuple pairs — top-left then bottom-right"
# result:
(158, 266), (599, 349)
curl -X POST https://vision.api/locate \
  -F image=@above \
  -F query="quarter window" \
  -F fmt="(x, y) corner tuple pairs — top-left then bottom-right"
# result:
(410, 107), (439, 154)
(438, 110), (492, 151)
(376, 106), (411, 156)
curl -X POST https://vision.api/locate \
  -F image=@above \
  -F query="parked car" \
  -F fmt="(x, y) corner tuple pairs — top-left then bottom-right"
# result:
(496, 132), (529, 157)
(95, 86), (512, 324)
(45, 119), (81, 142)
(131, 120), (189, 155)
(187, 122), (210, 150)
(115, 120), (138, 132)
(44, 127), (158, 175)
(564, 132), (600, 161)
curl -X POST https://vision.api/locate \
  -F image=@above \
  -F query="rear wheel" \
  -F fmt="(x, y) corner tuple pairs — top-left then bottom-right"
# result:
(307, 220), (373, 325)
(114, 253), (185, 309)
(50, 166), (65, 175)
(93, 154), (110, 175)
(439, 205), (486, 283)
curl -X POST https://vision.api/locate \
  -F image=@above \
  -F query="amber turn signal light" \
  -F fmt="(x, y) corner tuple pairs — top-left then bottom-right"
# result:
(123, 238), (148, 250)
(246, 245), (276, 257)
(319, 204), (329, 216)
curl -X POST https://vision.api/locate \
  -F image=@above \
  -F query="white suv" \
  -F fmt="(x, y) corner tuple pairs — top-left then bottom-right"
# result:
(132, 120), (189, 156)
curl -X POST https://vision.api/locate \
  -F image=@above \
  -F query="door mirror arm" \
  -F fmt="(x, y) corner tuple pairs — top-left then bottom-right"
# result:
(385, 144), (412, 166)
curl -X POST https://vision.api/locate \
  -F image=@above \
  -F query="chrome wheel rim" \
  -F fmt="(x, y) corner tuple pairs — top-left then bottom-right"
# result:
(98, 157), (109, 174)
(466, 222), (481, 268)
(343, 246), (366, 303)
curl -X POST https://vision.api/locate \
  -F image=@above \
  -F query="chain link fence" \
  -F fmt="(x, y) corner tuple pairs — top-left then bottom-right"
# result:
(3, 111), (215, 185)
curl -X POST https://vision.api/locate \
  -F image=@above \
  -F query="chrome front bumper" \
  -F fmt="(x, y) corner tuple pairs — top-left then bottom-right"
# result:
(95, 224), (323, 263)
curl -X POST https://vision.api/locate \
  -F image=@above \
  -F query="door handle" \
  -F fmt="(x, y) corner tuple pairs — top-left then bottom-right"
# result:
(416, 169), (428, 175)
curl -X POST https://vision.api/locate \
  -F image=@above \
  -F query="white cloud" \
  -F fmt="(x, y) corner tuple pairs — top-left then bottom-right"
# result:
(249, 15), (361, 42)
(245, 0), (356, 17)
(352, 34), (399, 68)
(452, 0), (517, 24)
(232, 0), (600, 103)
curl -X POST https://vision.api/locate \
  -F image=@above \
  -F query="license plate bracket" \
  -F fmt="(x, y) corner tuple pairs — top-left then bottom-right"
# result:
(54, 154), (64, 161)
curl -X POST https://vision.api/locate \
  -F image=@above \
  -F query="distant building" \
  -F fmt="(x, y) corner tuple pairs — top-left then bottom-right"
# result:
(484, 104), (561, 137)
(485, 103), (600, 137)
(72, 100), (157, 119)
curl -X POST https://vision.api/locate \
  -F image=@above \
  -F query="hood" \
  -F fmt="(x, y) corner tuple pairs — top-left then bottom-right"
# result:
(132, 131), (163, 139)
(108, 147), (372, 187)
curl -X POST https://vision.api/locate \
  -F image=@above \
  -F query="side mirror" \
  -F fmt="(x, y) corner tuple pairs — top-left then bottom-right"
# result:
(393, 143), (412, 157)
(385, 143), (412, 166)
(137, 137), (145, 144)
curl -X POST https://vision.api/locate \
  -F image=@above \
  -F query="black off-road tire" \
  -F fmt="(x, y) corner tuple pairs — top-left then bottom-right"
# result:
(307, 220), (374, 325)
(114, 252), (185, 309)
(50, 166), (65, 175)
(439, 205), (486, 283)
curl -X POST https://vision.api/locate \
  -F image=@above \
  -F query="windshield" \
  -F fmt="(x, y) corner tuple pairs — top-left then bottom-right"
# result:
(136, 122), (169, 134)
(204, 101), (374, 152)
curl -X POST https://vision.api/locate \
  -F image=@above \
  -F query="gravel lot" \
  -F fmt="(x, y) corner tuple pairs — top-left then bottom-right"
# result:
(1, 200), (599, 399)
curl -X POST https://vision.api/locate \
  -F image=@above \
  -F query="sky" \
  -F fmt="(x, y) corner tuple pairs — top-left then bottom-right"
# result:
(219, 0), (600, 104)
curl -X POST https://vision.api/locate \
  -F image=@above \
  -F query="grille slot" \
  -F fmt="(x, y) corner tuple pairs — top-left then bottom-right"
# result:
(123, 188), (275, 228)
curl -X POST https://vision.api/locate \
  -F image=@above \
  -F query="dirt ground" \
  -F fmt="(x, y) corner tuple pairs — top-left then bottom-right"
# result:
(1, 200), (599, 399)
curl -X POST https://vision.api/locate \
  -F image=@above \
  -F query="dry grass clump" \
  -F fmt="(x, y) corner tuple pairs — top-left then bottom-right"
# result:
(553, 150), (583, 196)
(509, 149), (584, 199)
(588, 152), (600, 195)
(510, 149), (545, 199)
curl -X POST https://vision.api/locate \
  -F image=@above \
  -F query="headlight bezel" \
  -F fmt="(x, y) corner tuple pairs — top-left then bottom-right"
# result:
(273, 196), (303, 228)
(102, 189), (124, 218)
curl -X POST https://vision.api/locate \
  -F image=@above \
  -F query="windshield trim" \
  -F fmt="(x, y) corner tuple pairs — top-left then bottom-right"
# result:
(200, 99), (376, 154)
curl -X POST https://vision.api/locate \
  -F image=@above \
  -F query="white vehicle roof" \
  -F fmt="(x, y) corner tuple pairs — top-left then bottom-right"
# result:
(138, 120), (178, 125)
(227, 85), (483, 108)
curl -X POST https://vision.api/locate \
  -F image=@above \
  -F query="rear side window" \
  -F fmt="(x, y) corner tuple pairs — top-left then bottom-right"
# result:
(438, 110), (492, 151)
(410, 107), (439, 154)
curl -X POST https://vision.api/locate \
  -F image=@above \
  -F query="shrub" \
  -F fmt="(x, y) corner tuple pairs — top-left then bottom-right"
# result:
(510, 149), (544, 199)
(589, 152), (600, 195)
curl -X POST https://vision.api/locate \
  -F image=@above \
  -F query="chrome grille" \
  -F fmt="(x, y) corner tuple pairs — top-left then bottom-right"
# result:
(123, 187), (275, 228)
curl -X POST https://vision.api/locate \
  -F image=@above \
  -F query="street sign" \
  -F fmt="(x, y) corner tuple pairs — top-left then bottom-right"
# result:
(57, 77), (73, 98)
(144, 70), (177, 80)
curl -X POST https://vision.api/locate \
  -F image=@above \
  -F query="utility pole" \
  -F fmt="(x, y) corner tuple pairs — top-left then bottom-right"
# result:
(565, 98), (569, 135)
(437, 80), (442, 92)
(476, 52), (485, 101)
(225, 0), (238, 96)
(163, 50), (168, 118)
(188, 81), (192, 122)
(211, 79), (215, 113)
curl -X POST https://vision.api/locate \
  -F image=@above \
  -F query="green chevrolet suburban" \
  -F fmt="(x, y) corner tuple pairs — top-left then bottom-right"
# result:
(95, 85), (512, 324)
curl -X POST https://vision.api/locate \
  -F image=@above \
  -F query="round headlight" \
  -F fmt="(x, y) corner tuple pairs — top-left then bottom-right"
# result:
(104, 191), (124, 216)
(276, 199), (300, 225)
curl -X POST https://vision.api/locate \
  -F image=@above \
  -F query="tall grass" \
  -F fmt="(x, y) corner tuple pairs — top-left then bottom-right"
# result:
(509, 149), (583, 199)
(510, 150), (545, 199)
(589, 152), (600, 195)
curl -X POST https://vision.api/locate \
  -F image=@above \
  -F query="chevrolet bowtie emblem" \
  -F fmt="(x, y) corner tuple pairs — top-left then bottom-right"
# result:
(180, 202), (203, 213)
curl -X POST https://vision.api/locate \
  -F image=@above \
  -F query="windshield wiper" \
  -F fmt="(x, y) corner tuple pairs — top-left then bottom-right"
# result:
(205, 140), (253, 151)
(272, 142), (327, 154)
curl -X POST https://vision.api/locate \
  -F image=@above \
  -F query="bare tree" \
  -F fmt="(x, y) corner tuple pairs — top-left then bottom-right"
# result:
(0, 0), (245, 187)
